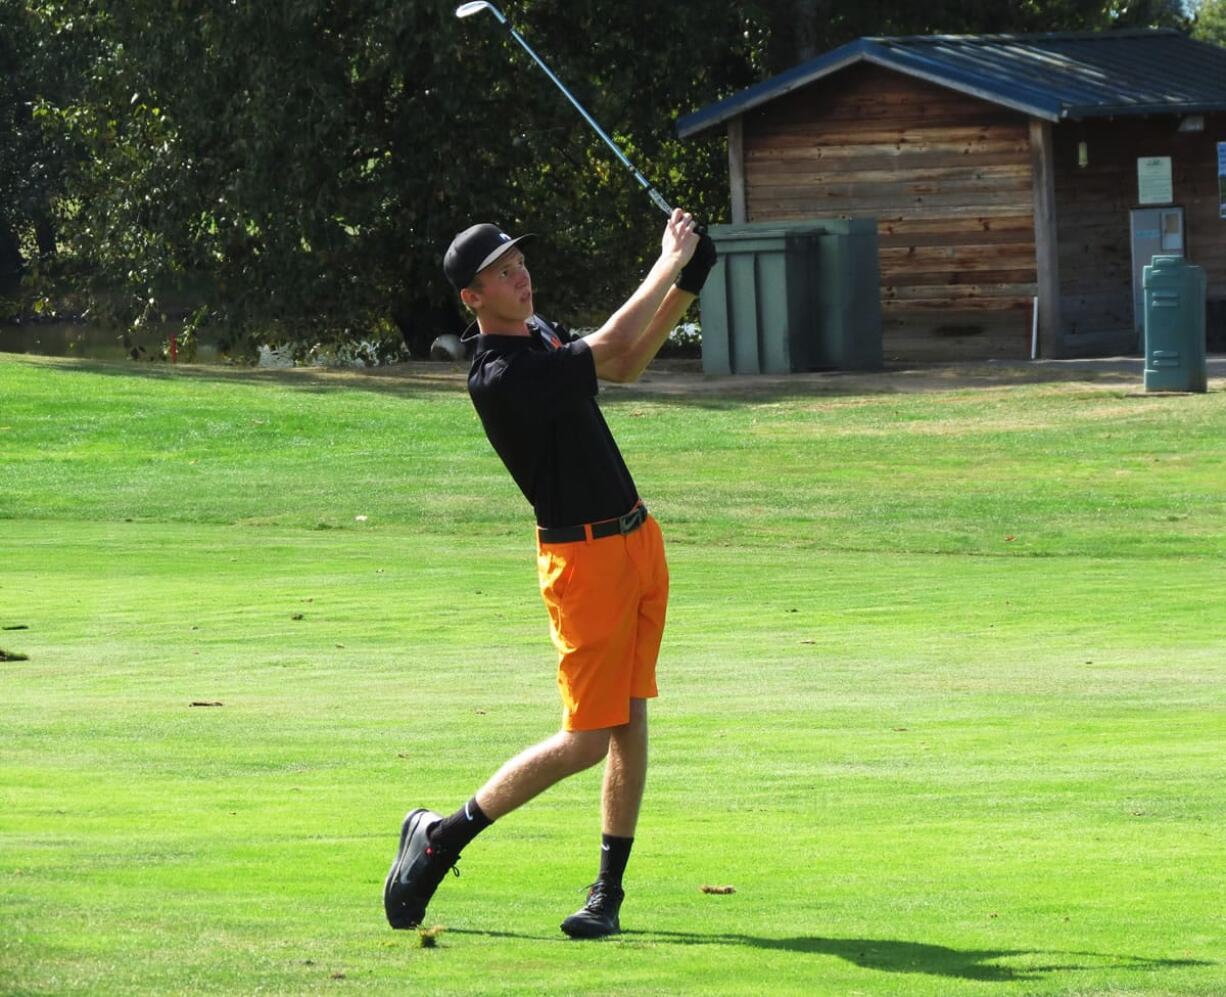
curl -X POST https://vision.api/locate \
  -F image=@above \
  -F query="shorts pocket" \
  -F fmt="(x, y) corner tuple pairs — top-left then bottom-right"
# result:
(537, 547), (576, 603)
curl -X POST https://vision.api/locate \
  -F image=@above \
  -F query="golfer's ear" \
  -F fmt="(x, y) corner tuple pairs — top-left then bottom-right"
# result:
(460, 287), (481, 312)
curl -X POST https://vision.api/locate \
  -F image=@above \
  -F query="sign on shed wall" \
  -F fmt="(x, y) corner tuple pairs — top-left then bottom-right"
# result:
(1218, 143), (1226, 219)
(1137, 156), (1174, 205)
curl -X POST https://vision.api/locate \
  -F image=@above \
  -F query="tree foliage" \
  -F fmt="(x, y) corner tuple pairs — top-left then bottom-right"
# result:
(14, 0), (758, 353)
(753, 0), (1190, 76)
(1192, 0), (1226, 45)
(1, 0), (1199, 356)
(0, 2), (89, 297)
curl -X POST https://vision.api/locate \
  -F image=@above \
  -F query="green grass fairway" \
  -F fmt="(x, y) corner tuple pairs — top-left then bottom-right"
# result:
(2, 353), (1224, 995)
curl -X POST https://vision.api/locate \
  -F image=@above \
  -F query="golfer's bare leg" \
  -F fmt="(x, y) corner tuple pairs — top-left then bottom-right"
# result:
(475, 727), (611, 820)
(602, 698), (648, 837)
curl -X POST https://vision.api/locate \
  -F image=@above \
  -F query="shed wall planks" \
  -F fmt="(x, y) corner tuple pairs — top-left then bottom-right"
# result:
(735, 60), (1226, 358)
(741, 64), (1036, 336)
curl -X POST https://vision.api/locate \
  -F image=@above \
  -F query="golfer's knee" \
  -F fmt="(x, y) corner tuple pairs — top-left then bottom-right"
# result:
(560, 729), (611, 770)
(611, 699), (647, 735)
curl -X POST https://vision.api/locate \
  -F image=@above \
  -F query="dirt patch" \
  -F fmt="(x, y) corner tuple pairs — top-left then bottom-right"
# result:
(604, 357), (1226, 399)
(286, 355), (1225, 399)
(15, 351), (1224, 400)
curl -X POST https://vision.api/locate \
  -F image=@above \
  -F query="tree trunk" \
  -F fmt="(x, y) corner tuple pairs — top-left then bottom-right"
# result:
(0, 219), (24, 292)
(34, 213), (56, 259)
(765, 0), (828, 75)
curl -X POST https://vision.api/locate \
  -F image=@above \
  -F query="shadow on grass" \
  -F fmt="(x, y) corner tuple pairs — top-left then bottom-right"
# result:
(446, 928), (1211, 982)
(5, 353), (467, 402)
(11, 352), (1216, 412)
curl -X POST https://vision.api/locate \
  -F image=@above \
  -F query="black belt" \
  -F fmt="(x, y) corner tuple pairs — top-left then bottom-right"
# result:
(537, 503), (648, 544)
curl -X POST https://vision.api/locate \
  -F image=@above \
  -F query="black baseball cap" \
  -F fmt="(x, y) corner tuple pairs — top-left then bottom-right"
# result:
(444, 223), (532, 290)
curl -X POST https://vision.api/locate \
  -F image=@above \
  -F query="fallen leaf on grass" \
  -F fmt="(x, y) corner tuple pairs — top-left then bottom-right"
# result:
(891, 726), (909, 732)
(799, 639), (815, 645)
(291, 613), (305, 620)
(330, 971), (346, 979)
(700, 885), (736, 895)
(2, 624), (29, 631)
(418, 925), (445, 948)
(1004, 535), (1016, 542)
(0, 649), (29, 661)
(190, 701), (223, 707)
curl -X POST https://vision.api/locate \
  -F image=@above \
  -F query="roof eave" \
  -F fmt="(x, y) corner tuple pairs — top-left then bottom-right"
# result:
(675, 40), (869, 139)
(857, 50), (1063, 122)
(1062, 101), (1226, 120)
(675, 39), (1065, 138)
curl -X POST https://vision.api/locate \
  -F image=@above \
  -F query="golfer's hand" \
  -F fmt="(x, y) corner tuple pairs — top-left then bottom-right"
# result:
(661, 208), (699, 271)
(676, 233), (717, 295)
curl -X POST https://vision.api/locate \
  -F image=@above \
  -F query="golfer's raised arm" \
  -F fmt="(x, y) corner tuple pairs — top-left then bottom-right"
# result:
(586, 210), (712, 384)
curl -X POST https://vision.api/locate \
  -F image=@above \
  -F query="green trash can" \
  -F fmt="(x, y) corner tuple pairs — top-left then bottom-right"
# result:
(1143, 255), (1207, 393)
(699, 220), (882, 375)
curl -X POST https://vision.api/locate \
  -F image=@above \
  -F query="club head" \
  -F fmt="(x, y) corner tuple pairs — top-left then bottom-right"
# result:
(455, 1), (506, 23)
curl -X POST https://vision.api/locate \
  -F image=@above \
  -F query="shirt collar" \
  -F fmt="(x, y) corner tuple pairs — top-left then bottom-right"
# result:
(474, 331), (537, 351)
(476, 316), (559, 352)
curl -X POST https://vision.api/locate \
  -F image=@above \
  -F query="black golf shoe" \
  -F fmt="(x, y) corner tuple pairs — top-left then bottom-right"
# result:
(383, 808), (458, 929)
(560, 879), (624, 939)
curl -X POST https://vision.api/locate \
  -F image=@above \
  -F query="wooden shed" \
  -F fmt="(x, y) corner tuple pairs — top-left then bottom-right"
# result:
(678, 30), (1226, 361)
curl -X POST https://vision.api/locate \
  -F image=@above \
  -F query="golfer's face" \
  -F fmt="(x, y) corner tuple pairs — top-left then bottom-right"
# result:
(476, 249), (533, 321)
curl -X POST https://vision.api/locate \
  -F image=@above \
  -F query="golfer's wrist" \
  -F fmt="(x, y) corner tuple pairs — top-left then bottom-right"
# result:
(655, 253), (686, 281)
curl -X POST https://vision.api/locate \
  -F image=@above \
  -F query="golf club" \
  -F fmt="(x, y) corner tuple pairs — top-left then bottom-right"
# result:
(455, 1), (674, 218)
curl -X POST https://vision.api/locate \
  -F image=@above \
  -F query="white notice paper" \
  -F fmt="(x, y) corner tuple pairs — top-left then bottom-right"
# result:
(1137, 156), (1173, 205)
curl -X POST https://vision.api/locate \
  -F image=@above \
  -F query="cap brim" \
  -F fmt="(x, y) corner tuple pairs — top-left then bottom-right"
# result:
(472, 233), (533, 280)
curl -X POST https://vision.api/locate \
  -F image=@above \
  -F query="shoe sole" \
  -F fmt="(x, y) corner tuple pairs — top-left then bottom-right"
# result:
(384, 808), (431, 929)
(560, 917), (621, 939)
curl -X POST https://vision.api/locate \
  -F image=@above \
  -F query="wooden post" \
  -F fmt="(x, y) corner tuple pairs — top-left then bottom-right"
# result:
(1029, 118), (1061, 358)
(728, 116), (747, 224)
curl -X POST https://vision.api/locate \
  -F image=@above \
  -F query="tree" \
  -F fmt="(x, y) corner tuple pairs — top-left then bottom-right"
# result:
(754, 0), (1191, 76)
(1192, 0), (1226, 44)
(0, 3), (87, 298)
(24, 0), (758, 355)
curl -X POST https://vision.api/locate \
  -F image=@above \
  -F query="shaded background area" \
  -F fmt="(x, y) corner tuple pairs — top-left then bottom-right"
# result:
(0, 0), (1216, 363)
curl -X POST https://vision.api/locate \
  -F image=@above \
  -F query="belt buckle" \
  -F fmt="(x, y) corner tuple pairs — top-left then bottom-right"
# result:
(618, 505), (644, 535)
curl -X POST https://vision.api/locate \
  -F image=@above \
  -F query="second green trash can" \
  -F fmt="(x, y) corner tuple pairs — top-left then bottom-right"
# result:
(698, 220), (882, 375)
(1143, 255), (1207, 393)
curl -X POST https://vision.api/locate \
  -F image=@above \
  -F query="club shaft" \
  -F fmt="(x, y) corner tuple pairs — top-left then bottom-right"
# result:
(504, 26), (673, 217)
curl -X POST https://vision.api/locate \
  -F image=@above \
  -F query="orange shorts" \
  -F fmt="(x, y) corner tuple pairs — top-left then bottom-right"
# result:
(536, 514), (668, 731)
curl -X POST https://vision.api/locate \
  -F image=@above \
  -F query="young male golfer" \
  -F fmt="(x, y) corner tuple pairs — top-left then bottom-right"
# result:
(383, 209), (715, 938)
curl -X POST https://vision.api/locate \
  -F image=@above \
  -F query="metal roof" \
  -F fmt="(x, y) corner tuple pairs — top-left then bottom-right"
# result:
(677, 30), (1226, 137)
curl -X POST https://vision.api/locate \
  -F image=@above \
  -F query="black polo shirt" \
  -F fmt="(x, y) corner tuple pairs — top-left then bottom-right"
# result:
(467, 318), (639, 529)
